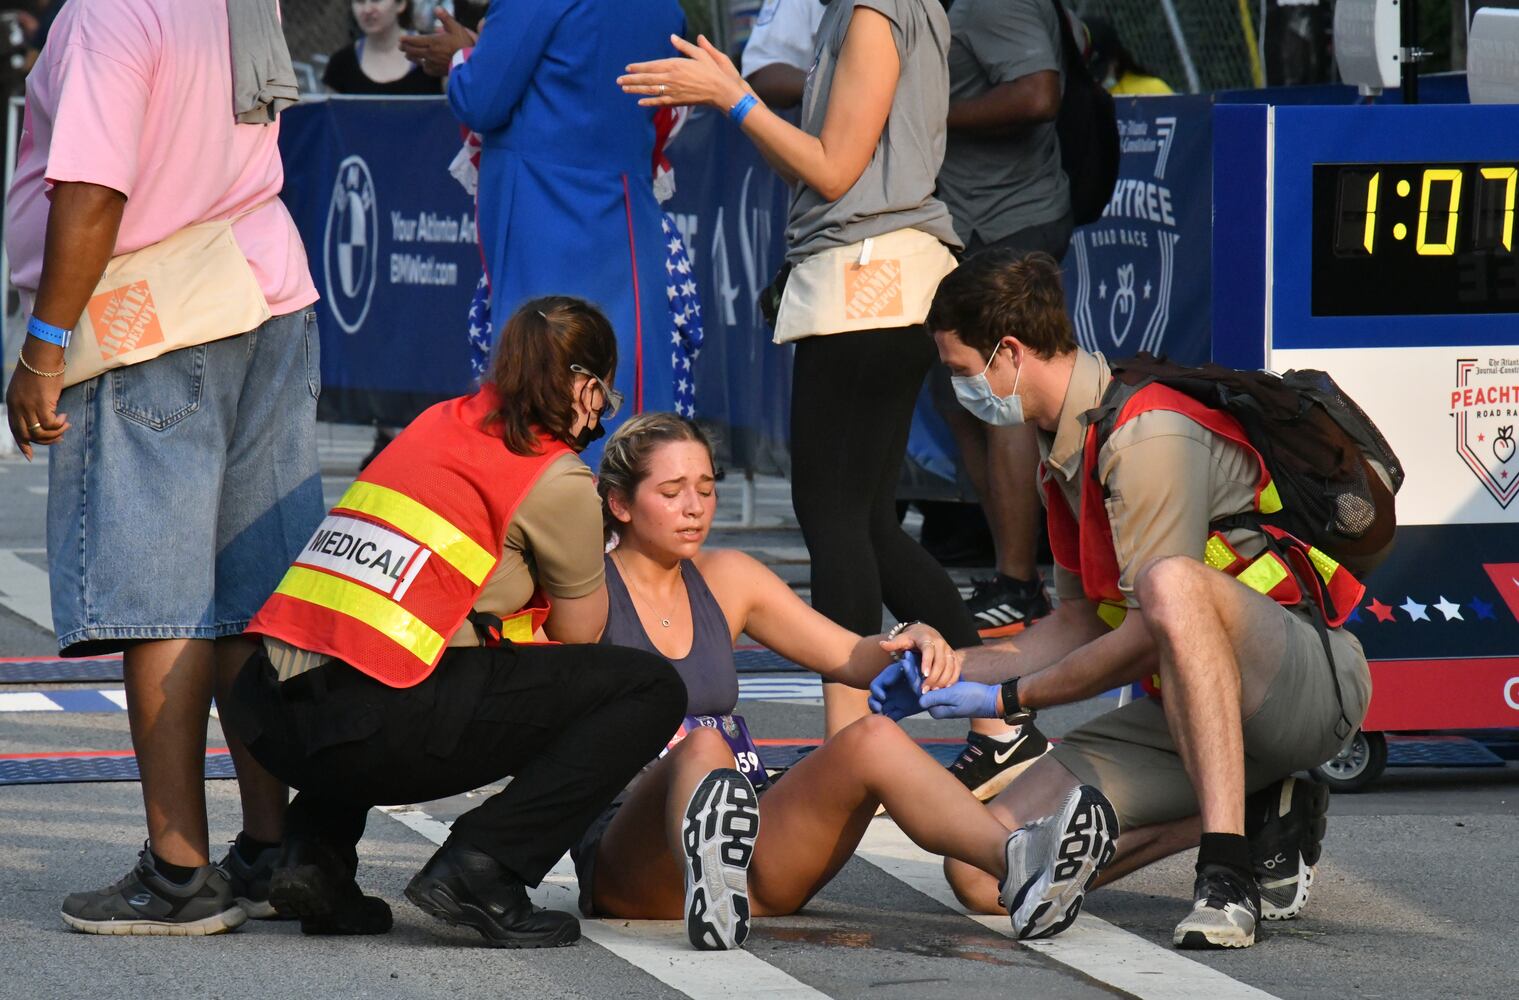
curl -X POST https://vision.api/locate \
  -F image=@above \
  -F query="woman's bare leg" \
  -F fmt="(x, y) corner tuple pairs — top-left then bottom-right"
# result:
(591, 728), (737, 918)
(746, 715), (1013, 915)
(944, 755), (1203, 913)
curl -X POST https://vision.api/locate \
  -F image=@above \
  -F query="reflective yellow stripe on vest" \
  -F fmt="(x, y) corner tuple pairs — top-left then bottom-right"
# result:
(1258, 478), (1283, 514)
(1097, 600), (1128, 629)
(276, 566), (446, 665)
(1306, 545), (1342, 587)
(1236, 552), (1290, 595)
(499, 609), (536, 643)
(337, 482), (495, 586)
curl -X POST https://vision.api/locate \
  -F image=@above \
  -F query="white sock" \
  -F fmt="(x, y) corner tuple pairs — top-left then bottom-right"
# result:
(981, 725), (1024, 743)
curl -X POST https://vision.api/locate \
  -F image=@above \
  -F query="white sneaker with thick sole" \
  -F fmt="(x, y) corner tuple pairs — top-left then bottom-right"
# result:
(682, 768), (760, 951)
(999, 785), (1118, 940)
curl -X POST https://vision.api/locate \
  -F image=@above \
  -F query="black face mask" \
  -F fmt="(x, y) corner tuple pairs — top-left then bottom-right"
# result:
(573, 420), (606, 451)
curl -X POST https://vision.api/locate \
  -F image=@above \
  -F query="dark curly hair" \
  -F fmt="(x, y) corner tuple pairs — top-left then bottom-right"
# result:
(927, 250), (1076, 359)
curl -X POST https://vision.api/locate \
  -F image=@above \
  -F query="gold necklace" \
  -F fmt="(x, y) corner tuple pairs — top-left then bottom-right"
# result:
(613, 551), (685, 629)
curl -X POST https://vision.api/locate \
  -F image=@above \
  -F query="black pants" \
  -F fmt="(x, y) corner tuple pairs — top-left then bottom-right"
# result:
(790, 326), (981, 648)
(228, 643), (686, 886)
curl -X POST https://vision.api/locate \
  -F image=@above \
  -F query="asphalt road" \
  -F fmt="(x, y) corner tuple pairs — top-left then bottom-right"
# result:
(1, 433), (1516, 1000)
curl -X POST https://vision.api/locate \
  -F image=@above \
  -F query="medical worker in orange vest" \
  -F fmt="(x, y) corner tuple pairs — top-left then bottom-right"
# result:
(879, 251), (1370, 951)
(227, 297), (687, 949)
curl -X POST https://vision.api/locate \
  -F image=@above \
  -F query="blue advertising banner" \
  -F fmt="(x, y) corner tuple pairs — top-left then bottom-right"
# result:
(1064, 94), (1214, 367)
(278, 95), (1215, 488)
(279, 98), (481, 425)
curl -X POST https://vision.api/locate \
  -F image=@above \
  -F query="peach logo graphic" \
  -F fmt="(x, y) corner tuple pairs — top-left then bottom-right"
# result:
(843, 259), (903, 321)
(87, 280), (163, 360)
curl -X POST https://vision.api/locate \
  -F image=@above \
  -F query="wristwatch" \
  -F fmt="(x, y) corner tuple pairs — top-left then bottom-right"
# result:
(999, 677), (1034, 723)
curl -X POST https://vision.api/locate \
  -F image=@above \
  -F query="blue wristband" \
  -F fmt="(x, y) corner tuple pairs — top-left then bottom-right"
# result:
(728, 93), (758, 126)
(26, 315), (71, 349)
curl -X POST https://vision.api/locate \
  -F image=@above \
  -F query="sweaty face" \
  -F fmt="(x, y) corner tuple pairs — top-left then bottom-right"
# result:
(618, 441), (716, 559)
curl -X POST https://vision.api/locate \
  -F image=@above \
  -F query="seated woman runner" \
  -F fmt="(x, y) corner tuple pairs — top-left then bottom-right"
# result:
(575, 413), (1032, 950)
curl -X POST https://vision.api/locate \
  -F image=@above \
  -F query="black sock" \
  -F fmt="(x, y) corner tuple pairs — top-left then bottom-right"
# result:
(1196, 833), (1252, 881)
(997, 573), (1040, 593)
(150, 850), (200, 886)
(235, 831), (280, 861)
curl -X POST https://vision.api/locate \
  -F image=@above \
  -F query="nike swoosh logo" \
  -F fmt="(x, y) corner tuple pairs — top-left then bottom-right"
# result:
(993, 736), (1028, 765)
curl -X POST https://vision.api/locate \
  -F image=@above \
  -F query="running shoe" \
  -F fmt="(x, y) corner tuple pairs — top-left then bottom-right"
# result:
(1173, 865), (1260, 949)
(948, 725), (1051, 802)
(682, 768), (760, 951)
(217, 839), (285, 920)
(999, 784), (1118, 940)
(61, 845), (247, 936)
(965, 575), (1051, 639)
(1249, 776), (1331, 920)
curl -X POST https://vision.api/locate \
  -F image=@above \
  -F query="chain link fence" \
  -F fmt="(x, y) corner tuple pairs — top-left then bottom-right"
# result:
(1071, 0), (1262, 94)
(282, 1), (352, 93)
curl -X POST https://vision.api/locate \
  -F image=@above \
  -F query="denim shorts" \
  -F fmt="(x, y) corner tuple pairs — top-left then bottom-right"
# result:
(46, 310), (325, 655)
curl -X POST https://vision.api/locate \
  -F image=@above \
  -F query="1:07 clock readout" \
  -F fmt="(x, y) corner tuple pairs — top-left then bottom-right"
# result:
(1312, 162), (1519, 316)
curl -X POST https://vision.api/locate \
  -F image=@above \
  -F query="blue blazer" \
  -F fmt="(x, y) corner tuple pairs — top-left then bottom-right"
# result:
(449, 0), (686, 431)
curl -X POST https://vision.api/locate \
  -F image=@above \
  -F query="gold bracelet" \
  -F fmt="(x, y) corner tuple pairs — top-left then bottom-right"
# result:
(17, 352), (66, 378)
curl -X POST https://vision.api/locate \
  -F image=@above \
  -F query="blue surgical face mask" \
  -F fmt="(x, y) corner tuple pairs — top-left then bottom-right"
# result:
(951, 346), (1024, 426)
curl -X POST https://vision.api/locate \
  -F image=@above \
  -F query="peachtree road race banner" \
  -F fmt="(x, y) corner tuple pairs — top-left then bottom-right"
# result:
(1065, 94), (1214, 367)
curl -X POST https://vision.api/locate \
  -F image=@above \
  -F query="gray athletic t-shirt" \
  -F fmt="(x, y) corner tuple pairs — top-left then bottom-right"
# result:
(937, 0), (1071, 245)
(785, 0), (961, 263)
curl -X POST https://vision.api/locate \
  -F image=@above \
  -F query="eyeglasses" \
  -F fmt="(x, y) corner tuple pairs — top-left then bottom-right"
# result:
(570, 364), (623, 418)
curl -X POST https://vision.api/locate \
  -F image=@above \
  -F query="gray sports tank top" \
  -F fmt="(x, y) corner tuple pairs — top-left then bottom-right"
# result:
(600, 555), (739, 716)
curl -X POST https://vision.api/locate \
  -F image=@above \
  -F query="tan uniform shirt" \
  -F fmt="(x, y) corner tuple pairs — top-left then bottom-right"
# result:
(265, 452), (604, 679)
(1039, 350), (1264, 609)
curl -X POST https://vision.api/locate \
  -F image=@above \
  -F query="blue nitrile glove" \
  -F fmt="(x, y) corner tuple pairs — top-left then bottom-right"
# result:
(868, 651), (925, 721)
(918, 680), (1002, 720)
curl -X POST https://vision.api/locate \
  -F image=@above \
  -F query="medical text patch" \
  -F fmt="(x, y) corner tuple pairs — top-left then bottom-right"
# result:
(294, 514), (431, 598)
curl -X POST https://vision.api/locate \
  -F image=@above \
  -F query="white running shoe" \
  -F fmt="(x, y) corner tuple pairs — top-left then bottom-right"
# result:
(999, 785), (1118, 940)
(682, 768), (760, 951)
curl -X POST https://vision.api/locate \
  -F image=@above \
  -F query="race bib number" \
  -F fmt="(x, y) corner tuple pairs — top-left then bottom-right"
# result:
(665, 714), (769, 789)
(294, 514), (431, 599)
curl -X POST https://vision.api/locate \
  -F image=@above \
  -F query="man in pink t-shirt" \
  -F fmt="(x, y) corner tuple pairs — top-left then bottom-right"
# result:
(3, 0), (324, 936)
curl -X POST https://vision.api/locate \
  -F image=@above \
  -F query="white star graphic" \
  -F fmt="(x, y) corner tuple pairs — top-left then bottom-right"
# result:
(1143, 281), (1152, 300)
(677, 378), (689, 394)
(1400, 597), (1430, 622)
(1098, 280), (1107, 300)
(681, 356), (692, 370)
(681, 280), (698, 296)
(665, 259), (676, 274)
(670, 331), (681, 344)
(674, 312), (687, 328)
(1433, 596), (1463, 621)
(668, 237), (682, 254)
(667, 285), (678, 301)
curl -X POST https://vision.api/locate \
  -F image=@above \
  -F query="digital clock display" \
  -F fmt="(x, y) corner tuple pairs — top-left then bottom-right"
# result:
(1311, 162), (1519, 316)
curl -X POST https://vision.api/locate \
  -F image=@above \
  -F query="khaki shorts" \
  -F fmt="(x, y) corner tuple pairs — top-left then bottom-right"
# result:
(1049, 603), (1372, 831)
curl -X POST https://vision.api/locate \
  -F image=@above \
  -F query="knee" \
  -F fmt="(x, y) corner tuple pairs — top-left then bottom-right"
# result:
(831, 712), (907, 752)
(677, 726), (734, 766)
(1133, 555), (1210, 630)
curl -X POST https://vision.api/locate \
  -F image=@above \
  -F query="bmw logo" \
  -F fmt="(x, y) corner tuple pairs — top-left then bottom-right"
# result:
(322, 155), (379, 334)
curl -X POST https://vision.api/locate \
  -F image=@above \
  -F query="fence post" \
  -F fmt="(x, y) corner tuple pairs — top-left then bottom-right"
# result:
(1158, 0), (1203, 93)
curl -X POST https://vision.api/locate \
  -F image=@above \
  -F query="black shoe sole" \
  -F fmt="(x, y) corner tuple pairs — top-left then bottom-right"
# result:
(682, 769), (759, 951)
(404, 879), (580, 949)
(269, 864), (392, 936)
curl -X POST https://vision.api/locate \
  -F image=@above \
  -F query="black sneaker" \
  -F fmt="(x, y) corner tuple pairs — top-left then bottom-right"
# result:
(682, 768), (760, 951)
(61, 846), (247, 936)
(1173, 865), (1261, 949)
(1248, 776), (1330, 920)
(965, 575), (1052, 639)
(405, 839), (580, 948)
(217, 840), (286, 920)
(949, 724), (1051, 802)
(269, 836), (393, 936)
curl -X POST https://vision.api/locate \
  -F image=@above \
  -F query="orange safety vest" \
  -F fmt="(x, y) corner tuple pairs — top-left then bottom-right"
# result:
(1044, 383), (1365, 692)
(247, 387), (569, 688)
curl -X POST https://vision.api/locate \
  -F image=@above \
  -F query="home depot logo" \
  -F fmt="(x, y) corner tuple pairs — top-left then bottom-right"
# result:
(87, 280), (163, 360)
(843, 259), (903, 321)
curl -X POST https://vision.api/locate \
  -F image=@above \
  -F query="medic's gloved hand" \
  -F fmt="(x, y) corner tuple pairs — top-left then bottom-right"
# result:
(868, 651), (924, 721)
(918, 680), (1001, 720)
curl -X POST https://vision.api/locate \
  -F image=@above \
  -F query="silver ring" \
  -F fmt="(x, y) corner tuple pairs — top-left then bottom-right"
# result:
(27, 422), (42, 431)
(660, 84), (668, 95)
